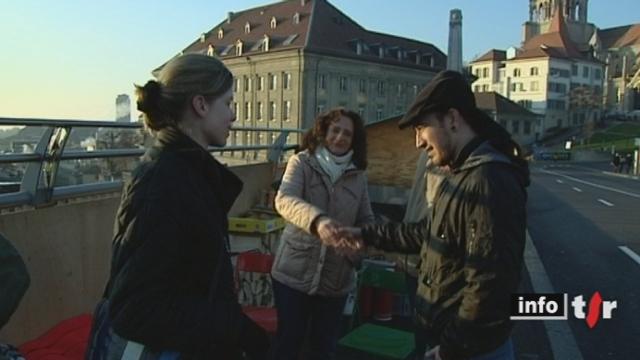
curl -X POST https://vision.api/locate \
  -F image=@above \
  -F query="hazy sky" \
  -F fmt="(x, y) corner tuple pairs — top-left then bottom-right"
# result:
(1, 0), (638, 121)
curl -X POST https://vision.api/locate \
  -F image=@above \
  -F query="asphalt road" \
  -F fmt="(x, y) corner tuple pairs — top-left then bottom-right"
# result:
(515, 162), (640, 359)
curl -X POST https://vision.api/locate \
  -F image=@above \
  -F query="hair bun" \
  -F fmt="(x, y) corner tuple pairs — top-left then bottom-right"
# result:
(137, 80), (162, 112)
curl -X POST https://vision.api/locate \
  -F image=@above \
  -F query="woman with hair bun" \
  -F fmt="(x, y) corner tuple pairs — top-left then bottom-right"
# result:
(86, 54), (269, 360)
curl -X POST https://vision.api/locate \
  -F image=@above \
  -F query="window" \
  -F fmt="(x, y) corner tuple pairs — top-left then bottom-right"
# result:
(244, 102), (251, 120)
(235, 40), (243, 56)
(550, 68), (570, 78)
(512, 120), (520, 134)
(257, 102), (263, 120)
(257, 76), (264, 91)
(319, 74), (326, 90)
(397, 83), (403, 96)
(513, 68), (521, 77)
(269, 101), (276, 120)
(269, 74), (277, 90)
(482, 67), (489, 78)
(594, 68), (602, 80)
(233, 78), (240, 92)
(339, 76), (347, 92)
(474, 85), (480, 92)
(413, 84), (419, 96)
(583, 66), (589, 78)
(244, 22), (251, 34)
(475, 68), (481, 77)
(244, 77), (251, 92)
(218, 29), (224, 39)
(359, 79), (366, 93)
(316, 103), (325, 115)
(376, 105), (384, 121)
(524, 121), (531, 135)
(547, 99), (566, 110)
(531, 81), (539, 91)
(594, 85), (601, 94)
(270, 17), (277, 29)
(482, 84), (489, 92)
(377, 80), (385, 96)
(207, 44), (215, 57)
(530, 67), (539, 76)
(233, 102), (239, 117)
(358, 105), (365, 118)
(283, 73), (291, 90)
(548, 82), (567, 93)
(571, 64), (578, 76)
(511, 83), (517, 92)
(293, 12), (300, 24)
(283, 101), (291, 121)
(517, 100), (532, 109)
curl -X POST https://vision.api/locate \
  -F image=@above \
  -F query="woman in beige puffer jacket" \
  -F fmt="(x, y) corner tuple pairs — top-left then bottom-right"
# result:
(271, 108), (374, 360)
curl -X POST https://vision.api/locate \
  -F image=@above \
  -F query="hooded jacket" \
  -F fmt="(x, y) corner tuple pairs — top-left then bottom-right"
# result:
(362, 139), (529, 359)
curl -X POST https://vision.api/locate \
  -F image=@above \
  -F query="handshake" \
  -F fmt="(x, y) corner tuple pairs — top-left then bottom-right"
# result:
(314, 216), (364, 255)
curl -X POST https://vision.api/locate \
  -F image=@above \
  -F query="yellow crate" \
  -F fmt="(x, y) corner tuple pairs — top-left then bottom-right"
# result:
(228, 214), (285, 234)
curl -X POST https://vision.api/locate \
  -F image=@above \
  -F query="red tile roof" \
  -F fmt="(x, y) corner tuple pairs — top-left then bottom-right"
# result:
(599, 24), (640, 49)
(515, 5), (585, 61)
(176, 0), (445, 70)
(471, 49), (506, 63)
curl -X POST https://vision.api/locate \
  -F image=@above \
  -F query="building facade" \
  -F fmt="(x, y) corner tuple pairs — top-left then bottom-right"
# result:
(157, 0), (446, 153)
(471, 0), (639, 137)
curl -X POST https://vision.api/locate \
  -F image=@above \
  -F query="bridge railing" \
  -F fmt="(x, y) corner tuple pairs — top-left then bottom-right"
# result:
(0, 118), (302, 208)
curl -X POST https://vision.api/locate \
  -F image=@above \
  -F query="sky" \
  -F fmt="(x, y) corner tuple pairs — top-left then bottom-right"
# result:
(0, 0), (638, 121)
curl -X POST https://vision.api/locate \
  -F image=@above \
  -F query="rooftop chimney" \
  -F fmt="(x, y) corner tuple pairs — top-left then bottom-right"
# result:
(227, 12), (234, 24)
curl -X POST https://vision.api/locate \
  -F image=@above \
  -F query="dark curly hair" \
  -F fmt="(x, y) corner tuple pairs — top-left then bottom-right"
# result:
(300, 107), (367, 169)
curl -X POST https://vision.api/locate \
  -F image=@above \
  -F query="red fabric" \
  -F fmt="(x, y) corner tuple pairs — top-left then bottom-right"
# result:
(243, 306), (278, 334)
(19, 314), (93, 360)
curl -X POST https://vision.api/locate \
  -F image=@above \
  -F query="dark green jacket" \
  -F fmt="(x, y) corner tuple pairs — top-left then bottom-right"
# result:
(0, 233), (30, 330)
(362, 140), (528, 359)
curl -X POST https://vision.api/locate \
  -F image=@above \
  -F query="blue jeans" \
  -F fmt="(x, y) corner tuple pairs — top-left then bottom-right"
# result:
(271, 280), (347, 360)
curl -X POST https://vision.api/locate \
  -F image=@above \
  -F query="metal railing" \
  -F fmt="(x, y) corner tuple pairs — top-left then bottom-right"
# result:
(0, 117), (302, 208)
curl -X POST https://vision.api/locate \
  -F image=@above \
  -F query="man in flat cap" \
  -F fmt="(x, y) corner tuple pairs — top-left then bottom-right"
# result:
(340, 70), (529, 359)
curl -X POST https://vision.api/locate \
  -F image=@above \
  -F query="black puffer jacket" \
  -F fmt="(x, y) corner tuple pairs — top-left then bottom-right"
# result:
(105, 128), (267, 359)
(362, 139), (528, 360)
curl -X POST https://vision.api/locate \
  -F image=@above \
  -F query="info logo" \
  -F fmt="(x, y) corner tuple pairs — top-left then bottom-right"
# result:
(510, 292), (617, 328)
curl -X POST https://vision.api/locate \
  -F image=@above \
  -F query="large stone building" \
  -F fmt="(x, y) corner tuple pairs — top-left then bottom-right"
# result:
(159, 0), (446, 150)
(471, 0), (640, 137)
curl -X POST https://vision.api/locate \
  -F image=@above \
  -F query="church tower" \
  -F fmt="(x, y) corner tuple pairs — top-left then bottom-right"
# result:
(523, 0), (595, 49)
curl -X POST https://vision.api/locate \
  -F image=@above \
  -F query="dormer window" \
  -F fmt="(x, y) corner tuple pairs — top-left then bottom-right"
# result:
(263, 34), (270, 52)
(245, 22), (251, 34)
(207, 44), (215, 57)
(218, 28), (224, 39)
(270, 16), (277, 29)
(293, 12), (300, 24)
(236, 40), (243, 56)
(200, 33), (206, 43)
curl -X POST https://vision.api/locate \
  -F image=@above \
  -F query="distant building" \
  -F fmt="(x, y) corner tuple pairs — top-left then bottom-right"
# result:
(156, 0), (446, 151)
(475, 92), (542, 146)
(471, 0), (640, 136)
(116, 94), (131, 123)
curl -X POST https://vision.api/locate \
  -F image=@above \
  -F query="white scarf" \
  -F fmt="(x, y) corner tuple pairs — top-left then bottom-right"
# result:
(314, 146), (355, 184)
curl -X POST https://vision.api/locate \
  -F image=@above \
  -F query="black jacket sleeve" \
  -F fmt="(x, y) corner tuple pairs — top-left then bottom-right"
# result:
(360, 216), (430, 254)
(0, 234), (30, 330)
(439, 167), (526, 359)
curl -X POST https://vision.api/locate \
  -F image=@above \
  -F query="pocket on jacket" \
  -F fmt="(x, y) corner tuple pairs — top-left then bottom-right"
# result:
(275, 239), (315, 281)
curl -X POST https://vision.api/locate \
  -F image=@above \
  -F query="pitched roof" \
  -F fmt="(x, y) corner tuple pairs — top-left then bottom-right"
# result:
(471, 49), (506, 63)
(515, 5), (587, 61)
(599, 24), (640, 49)
(474, 92), (538, 118)
(173, 0), (445, 71)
